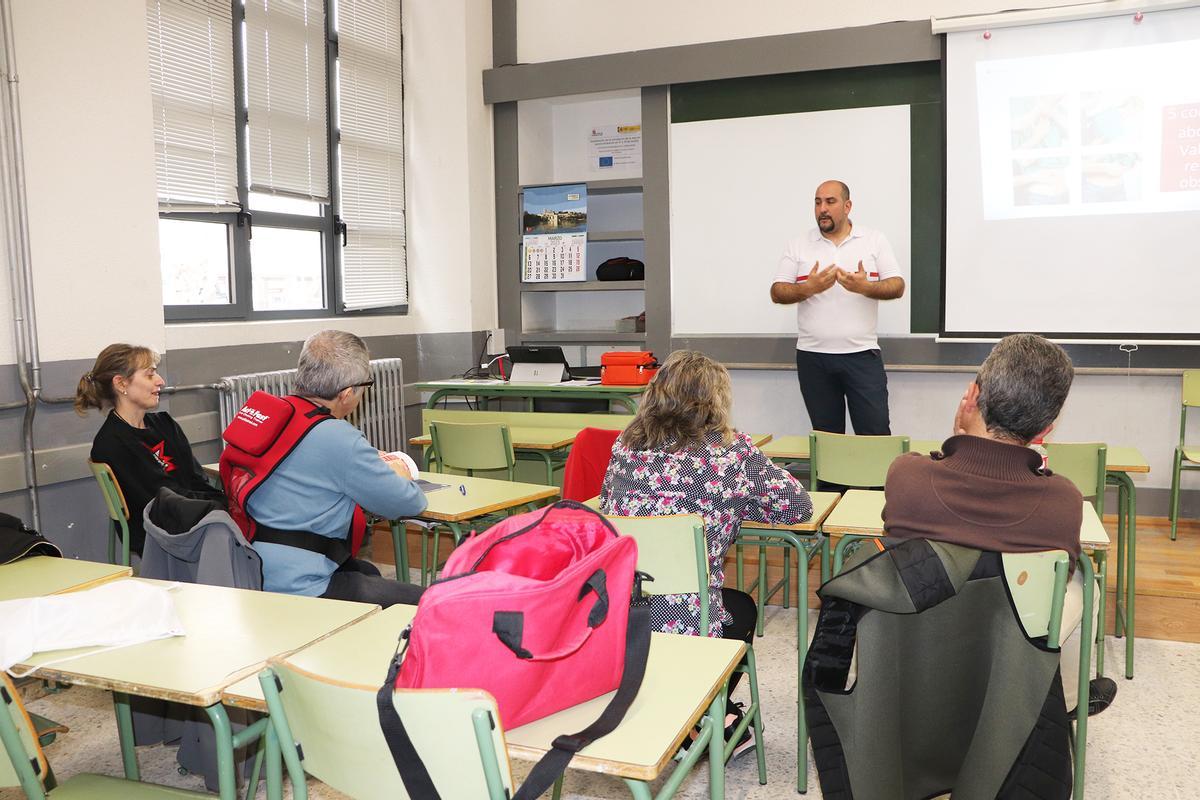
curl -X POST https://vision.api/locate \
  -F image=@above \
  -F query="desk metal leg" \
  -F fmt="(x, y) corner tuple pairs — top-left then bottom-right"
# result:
(204, 704), (236, 800)
(1074, 553), (1096, 800)
(1092, 551), (1107, 678)
(797, 540), (810, 794)
(756, 543), (768, 636)
(708, 683), (727, 800)
(1119, 472), (1136, 679)
(111, 692), (139, 781)
(265, 721), (282, 800)
(1113, 480), (1126, 639)
(389, 520), (409, 582)
(622, 778), (655, 800)
(1107, 471), (1137, 678)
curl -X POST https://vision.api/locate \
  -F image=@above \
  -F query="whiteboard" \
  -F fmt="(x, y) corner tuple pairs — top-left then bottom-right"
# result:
(669, 105), (912, 337)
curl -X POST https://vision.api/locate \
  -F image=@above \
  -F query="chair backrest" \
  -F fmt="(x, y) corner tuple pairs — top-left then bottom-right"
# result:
(1183, 370), (1200, 408)
(1181, 370), (1200, 446)
(809, 431), (910, 489)
(259, 663), (513, 800)
(1001, 550), (1071, 646)
(1043, 442), (1106, 517)
(88, 461), (129, 524)
(0, 673), (50, 799)
(428, 421), (515, 479)
(88, 460), (131, 567)
(561, 427), (621, 502)
(603, 514), (709, 632)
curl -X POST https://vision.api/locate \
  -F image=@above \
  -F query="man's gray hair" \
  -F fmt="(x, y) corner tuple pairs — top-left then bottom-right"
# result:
(975, 333), (1074, 444)
(294, 330), (371, 400)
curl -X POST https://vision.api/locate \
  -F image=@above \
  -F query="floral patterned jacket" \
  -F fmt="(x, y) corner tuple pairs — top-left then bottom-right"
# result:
(599, 431), (813, 637)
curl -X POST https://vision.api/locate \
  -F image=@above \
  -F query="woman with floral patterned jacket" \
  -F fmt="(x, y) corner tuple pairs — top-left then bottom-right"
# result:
(600, 350), (813, 641)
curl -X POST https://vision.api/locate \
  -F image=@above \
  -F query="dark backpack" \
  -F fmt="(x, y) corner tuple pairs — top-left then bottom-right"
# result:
(0, 513), (61, 564)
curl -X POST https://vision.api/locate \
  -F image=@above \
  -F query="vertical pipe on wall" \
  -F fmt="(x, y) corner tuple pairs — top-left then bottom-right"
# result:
(0, 0), (41, 528)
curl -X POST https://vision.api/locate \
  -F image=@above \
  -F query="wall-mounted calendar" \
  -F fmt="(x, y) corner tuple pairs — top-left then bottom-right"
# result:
(521, 183), (587, 283)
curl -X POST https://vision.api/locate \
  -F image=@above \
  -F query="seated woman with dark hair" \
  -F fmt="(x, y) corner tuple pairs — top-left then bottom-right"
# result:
(76, 343), (224, 557)
(599, 349), (813, 752)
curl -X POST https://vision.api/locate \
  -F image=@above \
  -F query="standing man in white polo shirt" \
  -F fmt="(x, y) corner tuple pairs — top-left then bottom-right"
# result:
(770, 180), (905, 435)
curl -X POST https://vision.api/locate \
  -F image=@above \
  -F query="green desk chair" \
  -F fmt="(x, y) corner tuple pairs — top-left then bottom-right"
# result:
(258, 664), (512, 800)
(87, 461), (132, 567)
(419, 420), (517, 583)
(1002, 549), (1088, 789)
(603, 514), (767, 792)
(1170, 370), (1200, 541)
(1045, 442), (1110, 676)
(814, 431), (910, 578)
(1003, 550), (1072, 645)
(1, 673), (210, 799)
(428, 420), (517, 481)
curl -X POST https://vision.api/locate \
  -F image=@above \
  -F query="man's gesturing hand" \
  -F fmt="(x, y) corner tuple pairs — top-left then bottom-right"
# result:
(836, 260), (872, 294)
(804, 261), (838, 295)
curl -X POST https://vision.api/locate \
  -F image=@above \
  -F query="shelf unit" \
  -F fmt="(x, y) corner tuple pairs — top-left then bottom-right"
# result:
(522, 331), (647, 343)
(520, 280), (644, 293)
(503, 89), (657, 366)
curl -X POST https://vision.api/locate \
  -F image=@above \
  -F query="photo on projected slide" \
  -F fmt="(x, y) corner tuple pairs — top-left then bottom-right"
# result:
(977, 38), (1200, 220)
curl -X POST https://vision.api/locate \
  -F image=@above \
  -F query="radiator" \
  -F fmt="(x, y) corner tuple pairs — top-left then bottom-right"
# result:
(216, 358), (407, 453)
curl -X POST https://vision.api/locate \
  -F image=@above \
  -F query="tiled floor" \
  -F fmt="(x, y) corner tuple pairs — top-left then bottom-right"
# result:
(6, 605), (1200, 799)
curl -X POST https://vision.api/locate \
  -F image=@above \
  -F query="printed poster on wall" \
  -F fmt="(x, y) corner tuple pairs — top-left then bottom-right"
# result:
(588, 124), (642, 171)
(522, 184), (587, 283)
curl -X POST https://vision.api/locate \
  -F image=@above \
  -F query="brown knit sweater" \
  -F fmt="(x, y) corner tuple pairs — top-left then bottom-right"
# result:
(882, 435), (1083, 561)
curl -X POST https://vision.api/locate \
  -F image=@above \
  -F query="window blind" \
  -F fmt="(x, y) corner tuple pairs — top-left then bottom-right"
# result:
(146, 0), (239, 211)
(244, 0), (329, 201)
(337, 0), (407, 310)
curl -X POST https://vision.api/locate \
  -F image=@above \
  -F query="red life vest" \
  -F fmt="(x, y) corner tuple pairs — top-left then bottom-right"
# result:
(218, 391), (367, 563)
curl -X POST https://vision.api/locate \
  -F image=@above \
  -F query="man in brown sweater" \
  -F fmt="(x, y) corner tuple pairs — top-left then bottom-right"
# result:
(882, 333), (1114, 715)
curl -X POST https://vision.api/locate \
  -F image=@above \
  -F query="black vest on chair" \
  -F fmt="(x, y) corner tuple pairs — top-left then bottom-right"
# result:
(804, 539), (1073, 800)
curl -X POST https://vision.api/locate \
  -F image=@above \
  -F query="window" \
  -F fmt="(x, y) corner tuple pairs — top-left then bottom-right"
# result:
(147, 0), (408, 320)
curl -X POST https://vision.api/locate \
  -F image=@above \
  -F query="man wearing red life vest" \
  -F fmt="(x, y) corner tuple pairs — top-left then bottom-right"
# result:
(230, 330), (426, 606)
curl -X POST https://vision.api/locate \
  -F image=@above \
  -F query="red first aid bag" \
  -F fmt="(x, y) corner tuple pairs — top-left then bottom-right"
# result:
(378, 501), (651, 800)
(600, 350), (659, 385)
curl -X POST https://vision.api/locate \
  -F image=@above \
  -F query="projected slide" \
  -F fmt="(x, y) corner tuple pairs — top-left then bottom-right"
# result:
(977, 39), (1200, 220)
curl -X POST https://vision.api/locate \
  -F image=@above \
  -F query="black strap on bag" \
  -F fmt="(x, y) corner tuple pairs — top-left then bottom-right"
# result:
(376, 579), (653, 799)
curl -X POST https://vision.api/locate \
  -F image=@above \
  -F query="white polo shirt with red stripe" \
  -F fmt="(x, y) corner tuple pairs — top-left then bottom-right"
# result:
(773, 224), (901, 354)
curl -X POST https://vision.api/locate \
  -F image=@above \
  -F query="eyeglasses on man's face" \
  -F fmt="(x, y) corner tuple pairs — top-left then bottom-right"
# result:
(342, 378), (375, 393)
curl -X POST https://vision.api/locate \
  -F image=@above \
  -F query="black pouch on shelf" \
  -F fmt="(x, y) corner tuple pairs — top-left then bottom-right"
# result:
(596, 257), (644, 281)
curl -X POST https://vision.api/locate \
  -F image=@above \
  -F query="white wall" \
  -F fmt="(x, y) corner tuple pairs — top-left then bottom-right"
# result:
(5, 0), (497, 362)
(10, 0), (164, 362)
(516, 0), (1176, 63)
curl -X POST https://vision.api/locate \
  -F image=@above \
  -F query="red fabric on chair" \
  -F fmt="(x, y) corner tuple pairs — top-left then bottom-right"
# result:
(561, 427), (621, 502)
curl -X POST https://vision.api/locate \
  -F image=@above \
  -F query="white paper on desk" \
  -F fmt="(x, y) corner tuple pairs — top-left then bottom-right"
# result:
(552, 379), (601, 386)
(426, 379), (504, 386)
(0, 580), (185, 674)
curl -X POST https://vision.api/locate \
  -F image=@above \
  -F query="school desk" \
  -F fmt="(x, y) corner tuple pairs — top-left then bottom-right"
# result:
(417, 378), (647, 413)
(0, 556), (130, 601)
(223, 604), (745, 800)
(10, 579), (378, 800)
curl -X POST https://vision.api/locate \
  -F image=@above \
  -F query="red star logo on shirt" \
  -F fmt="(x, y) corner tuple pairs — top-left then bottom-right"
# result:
(145, 440), (176, 473)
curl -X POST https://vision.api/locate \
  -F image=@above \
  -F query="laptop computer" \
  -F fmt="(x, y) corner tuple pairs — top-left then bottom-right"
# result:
(505, 345), (570, 383)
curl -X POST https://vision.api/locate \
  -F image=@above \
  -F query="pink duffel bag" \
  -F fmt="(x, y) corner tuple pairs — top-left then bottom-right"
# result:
(378, 500), (651, 800)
